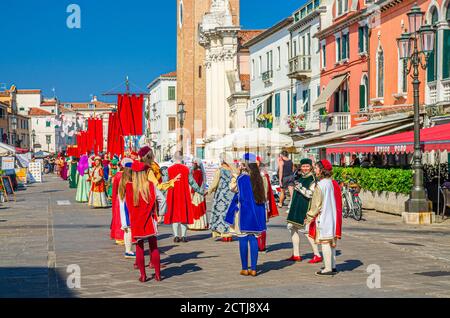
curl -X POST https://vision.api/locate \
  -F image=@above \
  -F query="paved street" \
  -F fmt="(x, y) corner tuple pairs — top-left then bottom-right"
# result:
(1, 175), (450, 298)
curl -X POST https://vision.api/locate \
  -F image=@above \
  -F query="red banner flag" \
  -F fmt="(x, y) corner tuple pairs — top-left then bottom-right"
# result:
(117, 94), (144, 136)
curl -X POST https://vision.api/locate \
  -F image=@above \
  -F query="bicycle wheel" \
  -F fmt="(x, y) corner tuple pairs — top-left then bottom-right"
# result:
(353, 197), (363, 221)
(342, 196), (350, 218)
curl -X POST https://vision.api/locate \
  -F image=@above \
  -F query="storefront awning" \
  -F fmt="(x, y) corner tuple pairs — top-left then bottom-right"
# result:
(312, 74), (347, 111)
(295, 117), (412, 150)
(326, 122), (450, 154)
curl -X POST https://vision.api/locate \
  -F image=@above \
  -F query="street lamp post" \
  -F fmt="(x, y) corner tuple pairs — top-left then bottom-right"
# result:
(397, 4), (435, 223)
(31, 129), (36, 151)
(177, 101), (186, 156)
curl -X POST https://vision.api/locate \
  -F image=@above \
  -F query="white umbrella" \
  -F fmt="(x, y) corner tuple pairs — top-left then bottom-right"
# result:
(232, 128), (293, 150)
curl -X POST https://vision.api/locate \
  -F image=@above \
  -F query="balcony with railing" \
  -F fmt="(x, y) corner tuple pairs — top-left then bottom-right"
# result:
(288, 55), (312, 80)
(428, 82), (437, 105)
(262, 70), (273, 83)
(319, 112), (351, 133)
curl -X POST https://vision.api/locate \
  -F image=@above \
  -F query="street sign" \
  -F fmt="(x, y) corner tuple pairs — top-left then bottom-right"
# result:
(1, 157), (15, 170)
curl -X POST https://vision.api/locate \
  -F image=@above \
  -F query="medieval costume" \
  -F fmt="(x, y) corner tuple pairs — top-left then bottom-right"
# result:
(257, 156), (279, 252)
(286, 158), (318, 262)
(88, 156), (109, 208)
(208, 154), (236, 241)
(110, 158), (124, 244)
(226, 153), (267, 277)
(60, 158), (68, 181)
(107, 158), (119, 198)
(68, 157), (78, 189)
(126, 161), (166, 282)
(75, 155), (91, 203)
(164, 157), (204, 242)
(188, 158), (208, 231)
(139, 146), (177, 191)
(305, 160), (342, 276)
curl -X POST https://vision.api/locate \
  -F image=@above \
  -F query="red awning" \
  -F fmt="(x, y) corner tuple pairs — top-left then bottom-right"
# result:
(327, 123), (450, 155)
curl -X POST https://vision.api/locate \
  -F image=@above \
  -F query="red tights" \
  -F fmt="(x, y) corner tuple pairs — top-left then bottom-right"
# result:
(135, 236), (160, 281)
(258, 231), (267, 251)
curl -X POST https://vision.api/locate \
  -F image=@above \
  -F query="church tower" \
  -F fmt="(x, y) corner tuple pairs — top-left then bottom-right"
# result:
(176, 0), (239, 158)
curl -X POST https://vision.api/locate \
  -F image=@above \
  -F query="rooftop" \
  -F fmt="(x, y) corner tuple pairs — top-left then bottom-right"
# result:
(28, 107), (53, 116)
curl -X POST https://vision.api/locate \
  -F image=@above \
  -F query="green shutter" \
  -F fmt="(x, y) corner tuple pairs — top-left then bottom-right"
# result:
(323, 45), (326, 67)
(287, 91), (290, 115)
(359, 84), (366, 111)
(275, 93), (281, 117)
(168, 87), (176, 100)
(443, 30), (450, 79)
(293, 94), (297, 114)
(337, 38), (341, 61)
(267, 96), (273, 113)
(358, 27), (363, 53)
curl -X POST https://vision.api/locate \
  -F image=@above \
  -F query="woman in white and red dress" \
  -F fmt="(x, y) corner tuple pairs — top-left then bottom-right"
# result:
(126, 160), (166, 282)
(188, 158), (208, 231)
(256, 156), (279, 252)
(164, 152), (204, 242)
(304, 160), (342, 276)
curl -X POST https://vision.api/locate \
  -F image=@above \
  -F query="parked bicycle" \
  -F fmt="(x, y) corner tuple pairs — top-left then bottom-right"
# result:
(338, 178), (363, 221)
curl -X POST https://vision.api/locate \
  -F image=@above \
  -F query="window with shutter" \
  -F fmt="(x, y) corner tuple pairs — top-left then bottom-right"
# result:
(359, 84), (366, 111)
(287, 91), (291, 115)
(168, 86), (176, 100)
(293, 94), (297, 114)
(275, 93), (281, 117)
(444, 30), (450, 79)
(358, 27), (364, 53)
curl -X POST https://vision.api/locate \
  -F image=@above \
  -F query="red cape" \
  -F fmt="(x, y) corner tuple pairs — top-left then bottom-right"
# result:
(263, 173), (279, 219)
(309, 179), (342, 240)
(164, 164), (194, 225)
(125, 182), (157, 239)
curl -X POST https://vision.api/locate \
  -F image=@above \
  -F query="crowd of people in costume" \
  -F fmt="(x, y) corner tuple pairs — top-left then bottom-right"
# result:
(57, 145), (342, 282)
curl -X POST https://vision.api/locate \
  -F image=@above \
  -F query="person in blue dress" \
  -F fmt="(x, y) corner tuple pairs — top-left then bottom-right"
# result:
(225, 153), (267, 277)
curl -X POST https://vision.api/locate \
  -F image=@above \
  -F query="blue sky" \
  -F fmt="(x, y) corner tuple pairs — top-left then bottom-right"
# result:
(0, 0), (303, 102)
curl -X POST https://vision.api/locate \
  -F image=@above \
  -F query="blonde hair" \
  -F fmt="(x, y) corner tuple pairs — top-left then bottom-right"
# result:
(132, 170), (151, 207)
(118, 167), (132, 201)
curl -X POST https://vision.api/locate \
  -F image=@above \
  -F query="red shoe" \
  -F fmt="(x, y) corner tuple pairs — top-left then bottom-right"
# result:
(308, 255), (323, 264)
(138, 276), (149, 283)
(286, 255), (302, 262)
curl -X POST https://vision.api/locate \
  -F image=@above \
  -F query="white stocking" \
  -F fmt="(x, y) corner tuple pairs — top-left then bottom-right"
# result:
(289, 228), (300, 257)
(306, 235), (320, 257)
(124, 228), (132, 254)
(321, 243), (333, 273)
(332, 246), (336, 270)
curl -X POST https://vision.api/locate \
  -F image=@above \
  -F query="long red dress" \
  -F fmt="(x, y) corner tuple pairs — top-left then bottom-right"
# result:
(110, 171), (124, 241)
(258, 172), (279, 251)
(125, 182), (158, 239)
(164, 164), (194, 225)
(191, 169), (207, 220)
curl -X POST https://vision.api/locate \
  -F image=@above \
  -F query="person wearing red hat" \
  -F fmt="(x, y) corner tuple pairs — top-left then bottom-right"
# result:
(304, 160), (342, 276)
(139, 146), (180, 191)
(256, 156), (279, 252)
(164, 152), (204, 243)
(88, 156), (109, 209)
(126, 160), (166, 282)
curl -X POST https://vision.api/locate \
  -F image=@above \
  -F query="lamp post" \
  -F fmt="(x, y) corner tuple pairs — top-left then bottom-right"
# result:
(397, 4), (435, 223)
(31, 129), (36, 151)
(177, 101), (186, 156)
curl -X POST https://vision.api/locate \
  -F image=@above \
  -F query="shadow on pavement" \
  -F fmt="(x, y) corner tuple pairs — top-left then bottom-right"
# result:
(267, 242), (291, 253)
(258, 260), (296, 275)
(0, 267), (78, 298)
(186, 233), (212, 242)
(163, 251), (218, 264)
(336, 259), (364, 272)
(161, 263), (202, 280)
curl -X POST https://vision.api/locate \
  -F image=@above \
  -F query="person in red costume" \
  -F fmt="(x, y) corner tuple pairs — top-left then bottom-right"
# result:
(256, 156), (279, 252)
(188, 158), (208, 231)
(126, 160), (166, 282)
(304, 159), (342, 276)
(164, 152), (205, 243)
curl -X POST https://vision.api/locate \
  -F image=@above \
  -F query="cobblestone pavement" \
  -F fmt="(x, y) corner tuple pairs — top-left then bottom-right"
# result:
(1, 175), (450, 298)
